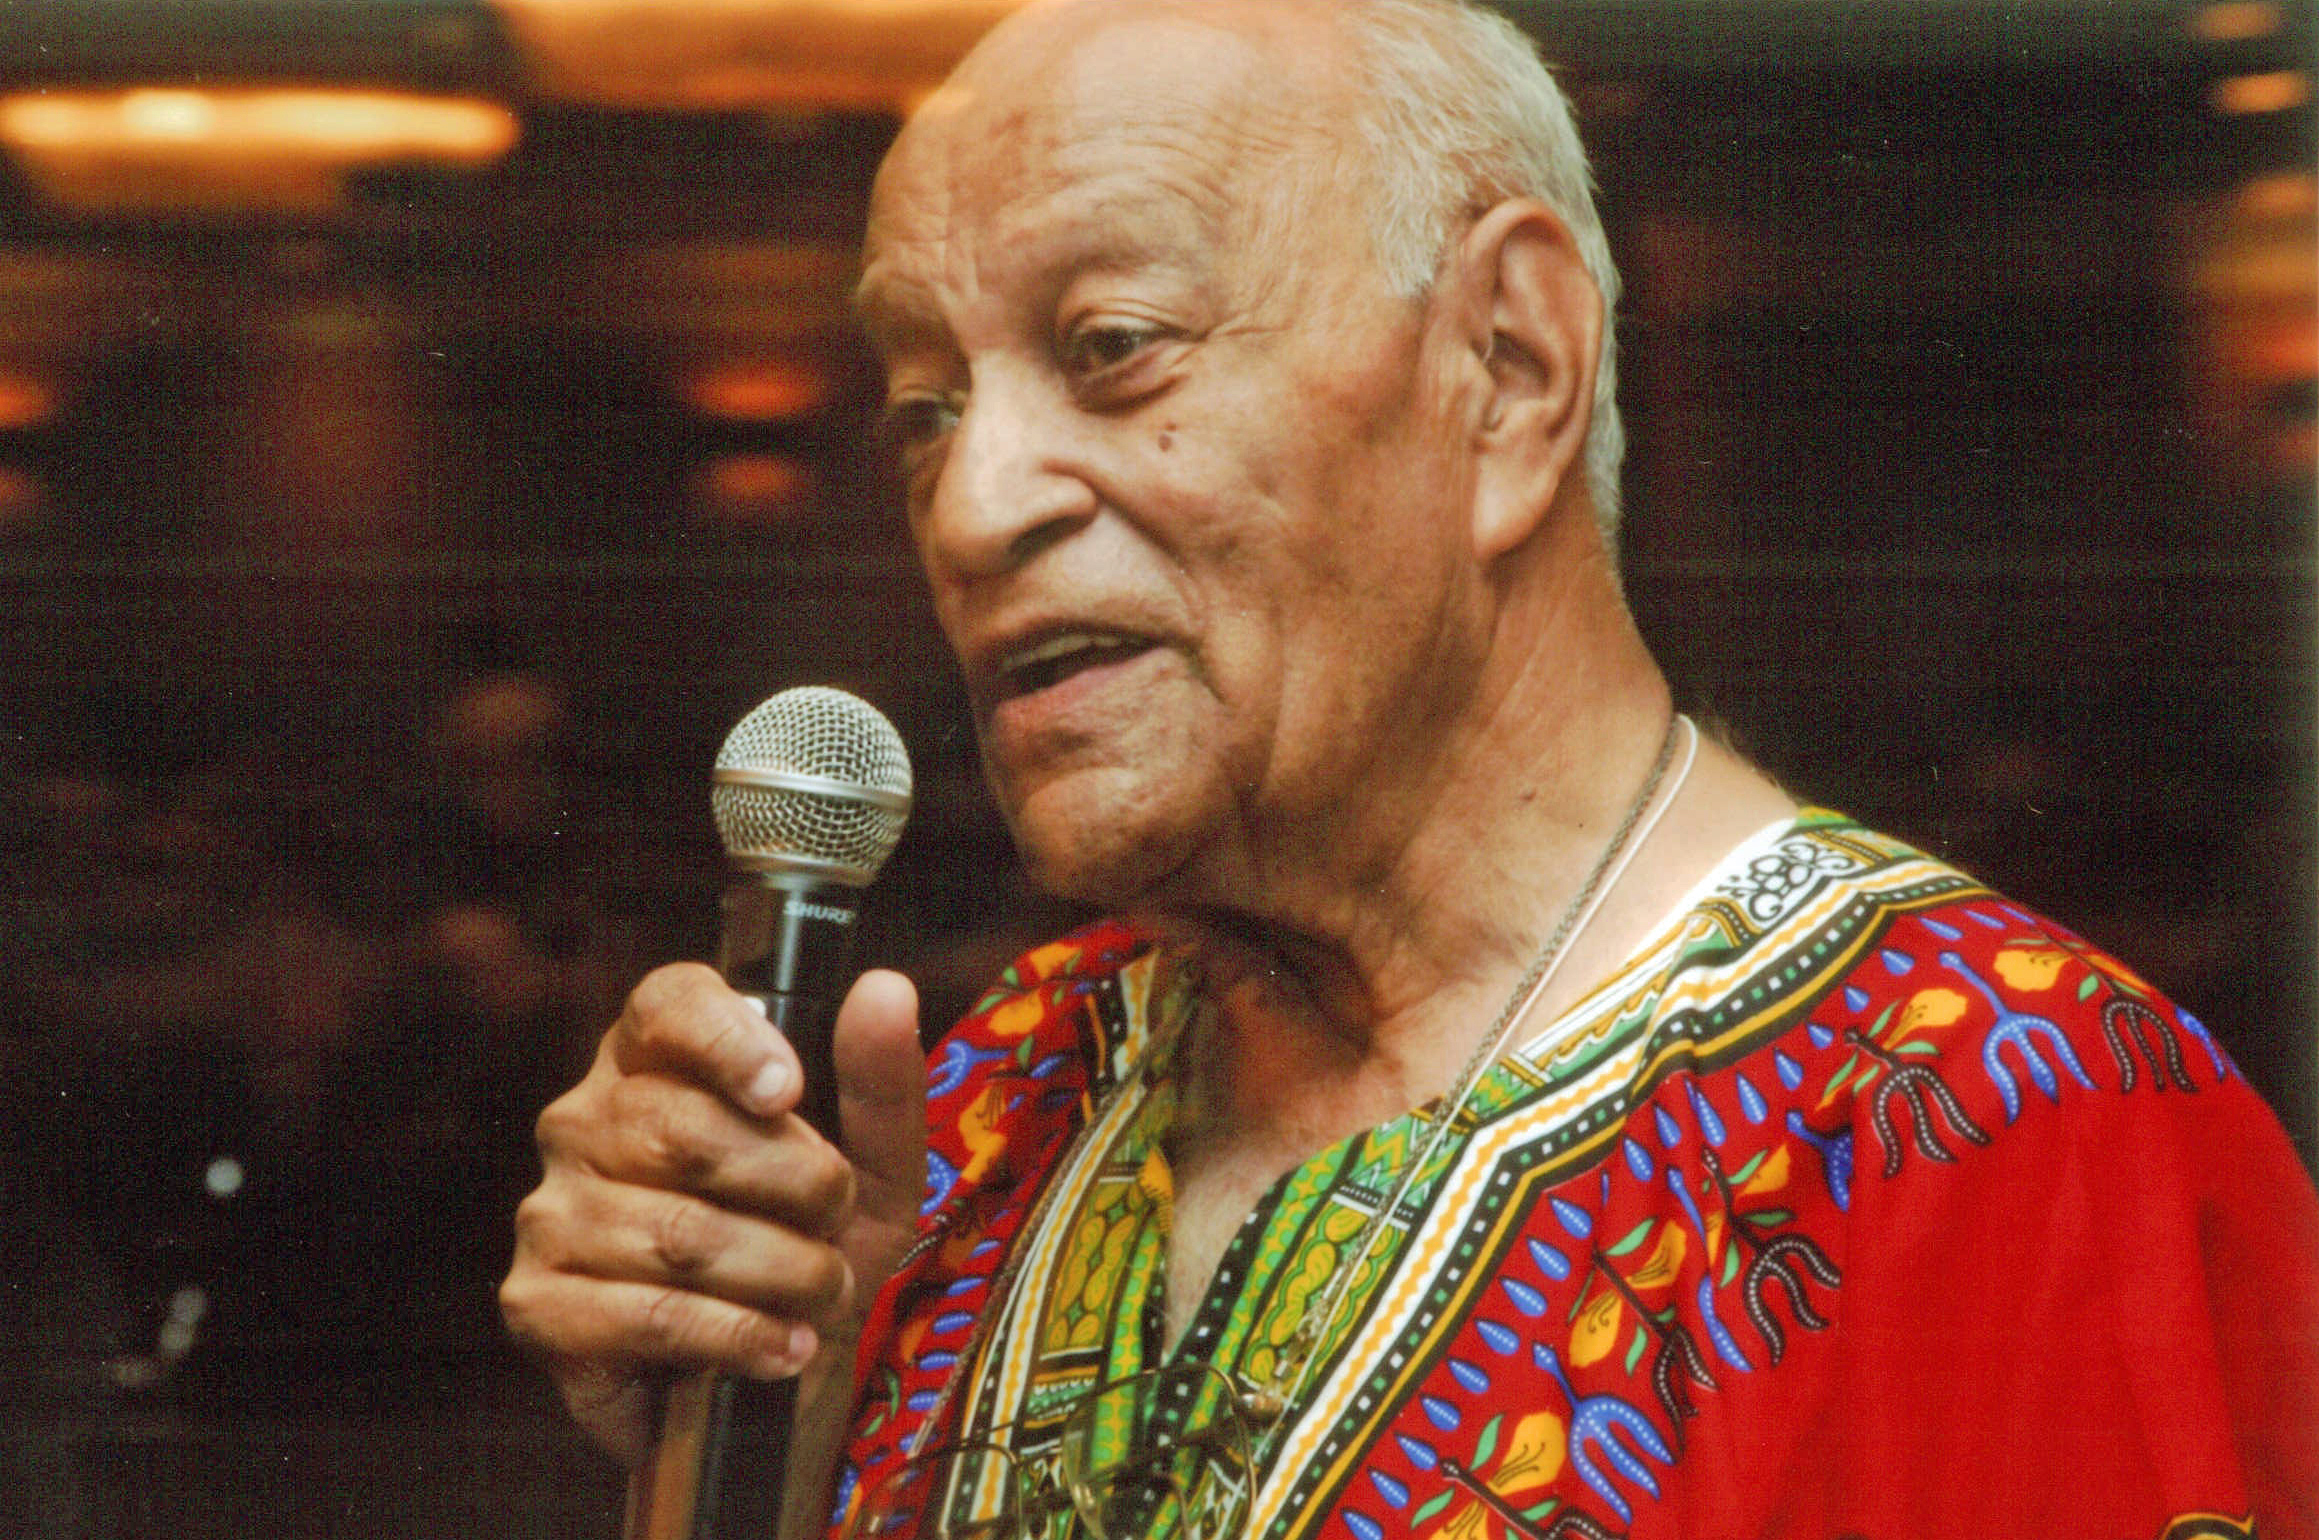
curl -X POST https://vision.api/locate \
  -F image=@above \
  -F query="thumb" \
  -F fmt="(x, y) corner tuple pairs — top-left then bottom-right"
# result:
(832, 968), (926, 1235)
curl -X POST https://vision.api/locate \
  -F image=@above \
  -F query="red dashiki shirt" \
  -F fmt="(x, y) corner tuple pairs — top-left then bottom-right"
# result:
(829, 812), (2319, 1540)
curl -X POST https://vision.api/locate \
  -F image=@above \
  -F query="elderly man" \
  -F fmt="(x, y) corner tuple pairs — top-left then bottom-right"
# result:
(500, 1), (2319, 1536)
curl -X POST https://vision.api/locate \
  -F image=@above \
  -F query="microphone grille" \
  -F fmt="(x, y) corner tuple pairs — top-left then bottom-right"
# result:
(712, 687), (913, 884)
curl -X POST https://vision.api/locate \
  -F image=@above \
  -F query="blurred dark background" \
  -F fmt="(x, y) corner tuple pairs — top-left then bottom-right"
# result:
(0, 1), (2309, 1535)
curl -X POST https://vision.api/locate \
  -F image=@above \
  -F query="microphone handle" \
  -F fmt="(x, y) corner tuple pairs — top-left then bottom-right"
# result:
(625, 880), (864, 1540)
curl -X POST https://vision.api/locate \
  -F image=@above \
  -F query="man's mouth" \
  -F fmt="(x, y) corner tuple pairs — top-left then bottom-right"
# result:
(991, 630), (1156, 701)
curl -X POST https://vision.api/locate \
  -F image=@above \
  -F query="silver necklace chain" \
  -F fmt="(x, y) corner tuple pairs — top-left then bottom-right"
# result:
(1258, 711), (1688, 1419)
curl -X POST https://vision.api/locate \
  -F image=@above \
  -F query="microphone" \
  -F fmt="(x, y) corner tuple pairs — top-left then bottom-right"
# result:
(710, 687), (914, 1139)
(628, 687), (913, 1540)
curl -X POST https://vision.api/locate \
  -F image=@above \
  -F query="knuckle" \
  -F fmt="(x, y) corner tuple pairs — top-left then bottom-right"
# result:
(804, 1249), (853, 1318)
(513, 1190), (577, 1272)
(807, 1151), (859, 1231)
(497, 1272), (549, 1343)
(648, 1198), (722, 1278)
(720, 1311), (782, 1364)
(601, 1071), (657, 1127)
(609, 1080), (715, 1185)
(624, 963), (722, 1047)
(635, 1283), (695, 1351)
(533, 1088), (588, 1155)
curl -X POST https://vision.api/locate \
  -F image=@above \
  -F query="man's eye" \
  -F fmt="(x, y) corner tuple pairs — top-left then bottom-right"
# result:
(880, 393), (961, 454)
(1060, 322), (1159, 380)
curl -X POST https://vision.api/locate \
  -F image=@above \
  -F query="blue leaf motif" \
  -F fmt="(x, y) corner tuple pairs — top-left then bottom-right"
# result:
(1369, 1471), (1412, 1509)
(1475, 1319), (1521, 1357)
(1623, 1136), (1656, 1182)
(906, 1390), (940, 1412)
(932, 1311), (975, 1336)
(1502, 1276), (1549, 1316)
(1550, 1196), (1595, 1240)
(1525, 1236), (1572, 1281)
(927, 1039), (1011, 1098)
(1735, 1072), (1769, 1125)
(1396, 1433), (1441, 1471)
(1654, 1105), (1684, 1149)
(1696, 1274), (1754, 1374)
(1775, 1050), (1805, 1090)
(1968, 908), (2006, 929)
(1684, 1081), (1728, 1146)
(1447, 1358), (1491, 1395)
(2178, 1010), (2231, 1080)
(1807, 1022), (1835, 1051)
(1422, 1395), (1462, 1432)
(1344, 1511), (1386, 1540)
(918, 1351), (958, 1372)
(1665, 1164), (1710, 1242)
(923, 1151), (961, 1215)
(1880, 948), (1915, 976)
(1923, 918), (1963, 941)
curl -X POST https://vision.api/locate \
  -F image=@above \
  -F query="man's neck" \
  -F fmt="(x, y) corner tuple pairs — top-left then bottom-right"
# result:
(1146, 715), (1793, 1349)
(1139, 537), (1797, 1201)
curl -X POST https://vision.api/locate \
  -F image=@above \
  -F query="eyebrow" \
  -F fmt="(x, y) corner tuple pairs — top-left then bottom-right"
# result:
(851, 161), (1233, 367)
(848, 272), (932, 356)
(854, 232), (1212, 353)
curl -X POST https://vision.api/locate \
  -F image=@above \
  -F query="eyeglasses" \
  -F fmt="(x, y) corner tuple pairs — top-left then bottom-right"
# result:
(843, 1364), (1279, 1540)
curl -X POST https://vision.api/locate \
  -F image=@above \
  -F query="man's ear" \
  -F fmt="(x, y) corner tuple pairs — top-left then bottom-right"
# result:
(1453, 198), (1604, 561)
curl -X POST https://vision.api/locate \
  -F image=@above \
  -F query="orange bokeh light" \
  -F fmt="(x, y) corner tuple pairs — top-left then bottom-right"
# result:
(2211, 70), (2312, 115)
(2192, 2), (2284, 41)
(683, 360), (832, 422)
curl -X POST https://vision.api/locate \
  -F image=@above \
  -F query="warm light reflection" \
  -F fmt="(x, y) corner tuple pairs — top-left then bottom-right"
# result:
(2211, 70), (2312, 115)
(2240, 172), (2319, 220)
(495, 0), (1029, 109)
(2192, 1), (2284, 41)
(2, 89), (517, 158)
(0, 372), (59, 429)
(693, 453), (817, 524)
(0, 465), (42, 528)
(119, 89), (217, 140)
(683, 360), (832, 422)
(0, 88), (519, 213)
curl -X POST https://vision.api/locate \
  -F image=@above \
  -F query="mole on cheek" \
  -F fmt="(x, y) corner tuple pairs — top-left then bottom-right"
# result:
(1158, 425), (1177, 452)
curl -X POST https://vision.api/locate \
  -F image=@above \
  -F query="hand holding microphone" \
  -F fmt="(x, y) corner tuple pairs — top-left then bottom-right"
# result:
(499, 690), (929, 1538)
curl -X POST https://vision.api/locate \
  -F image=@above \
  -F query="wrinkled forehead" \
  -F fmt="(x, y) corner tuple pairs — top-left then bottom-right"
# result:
(860, 4), (1350, 315)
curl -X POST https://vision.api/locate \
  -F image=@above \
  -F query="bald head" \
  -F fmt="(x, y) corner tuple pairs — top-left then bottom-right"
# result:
(871, 0), (1355, 297)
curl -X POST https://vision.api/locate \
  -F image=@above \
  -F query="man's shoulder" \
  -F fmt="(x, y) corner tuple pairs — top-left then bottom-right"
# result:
(1693, 809), (2249, 1124)
(1615, 806), (2311, 1222)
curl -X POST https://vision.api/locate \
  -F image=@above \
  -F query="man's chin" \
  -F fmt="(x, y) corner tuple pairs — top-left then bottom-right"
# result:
(1001, 777), (1208, 910)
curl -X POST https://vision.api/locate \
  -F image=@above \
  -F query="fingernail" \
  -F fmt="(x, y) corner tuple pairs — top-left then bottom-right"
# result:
(744, 1057), (791, 1116)
(749, 1323), (816, 1380)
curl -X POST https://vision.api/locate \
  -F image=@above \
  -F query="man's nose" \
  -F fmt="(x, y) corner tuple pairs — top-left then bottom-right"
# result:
(921, 369), (1096, 581)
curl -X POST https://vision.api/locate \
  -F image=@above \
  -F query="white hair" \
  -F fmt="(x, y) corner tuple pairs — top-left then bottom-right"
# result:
(1335, 0), (1627, 543)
